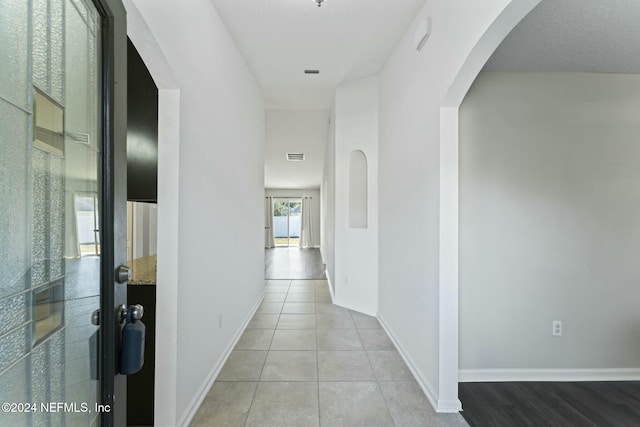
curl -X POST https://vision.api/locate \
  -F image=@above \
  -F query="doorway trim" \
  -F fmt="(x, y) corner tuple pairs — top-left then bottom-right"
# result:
(125, 0), (182, 424)
(436, 0), (541, 412)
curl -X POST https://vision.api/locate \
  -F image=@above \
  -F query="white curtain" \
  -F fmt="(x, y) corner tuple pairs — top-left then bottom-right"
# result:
(299, 197), (313, 248)
(265, 196), (275, 248)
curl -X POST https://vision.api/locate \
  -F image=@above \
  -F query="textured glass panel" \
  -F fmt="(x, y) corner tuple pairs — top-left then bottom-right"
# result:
(0, 0), (30, 109)
(0, 356), (30, 427)
(49, 156), (65, 279)
(31, 342), (48, 427)
(0, 100), (30, 298)
(62, 4), (100, 425)
(88, 20), (98, 151)
(64, 257), (100, 300)
(0, 293), (29, 335)
(33, 409), (47, 427)
(85, 0), (98, 39)
(49, 330), (65, 401)
(32, 149), (49, 287)
(33, 0), (50, 93)
(65, 352), (90, 385)
(64, 381), (92, 425)
(66, 1), (89, 137)
(50, 0), (65, 103)
(69, 0), (88, 23)
(64, 297), (98, 420)
(51, 414), (64, 427)
(50, 404), (65, 427)
(0, 325), (29, 372)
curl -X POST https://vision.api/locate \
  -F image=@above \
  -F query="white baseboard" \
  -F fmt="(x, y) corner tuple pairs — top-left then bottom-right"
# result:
(378, 315), (458, 413)
(437, 399), (464, 413)
(459, 368), (640, 383)
(178, 293), (264, 427)
(325, 269), (334, 303)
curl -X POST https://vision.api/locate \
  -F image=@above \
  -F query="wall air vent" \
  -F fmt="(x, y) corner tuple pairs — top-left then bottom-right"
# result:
(304, 69), (320, 74)
(286, 153), (305, 161)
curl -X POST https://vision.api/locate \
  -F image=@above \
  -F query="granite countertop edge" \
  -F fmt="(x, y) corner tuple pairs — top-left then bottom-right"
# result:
(128, 279), (156, 285)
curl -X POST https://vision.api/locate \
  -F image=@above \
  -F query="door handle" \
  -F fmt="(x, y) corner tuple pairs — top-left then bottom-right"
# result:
(91, 309), (100, 326)
(116, 265), (132, 283)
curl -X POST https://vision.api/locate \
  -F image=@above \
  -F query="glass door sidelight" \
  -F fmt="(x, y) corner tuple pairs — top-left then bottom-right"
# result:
(272, 198), (302, 247)
(0, 0), (128, 425)
(273, 200), (288, 246)
(288, 200), (301, 247)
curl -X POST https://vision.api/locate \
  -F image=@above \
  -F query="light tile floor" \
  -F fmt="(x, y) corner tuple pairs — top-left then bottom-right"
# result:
(190, 280), (468, 427)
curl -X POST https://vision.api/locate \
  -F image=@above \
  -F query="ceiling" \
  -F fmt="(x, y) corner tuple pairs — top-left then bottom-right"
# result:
(209, 0), (425, 109)
(265, 109), (329, 189)
(212, 0), (640, 189)
(484, 0), (640, 73)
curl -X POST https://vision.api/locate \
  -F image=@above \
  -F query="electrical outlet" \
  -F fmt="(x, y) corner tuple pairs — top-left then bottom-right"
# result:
(552, 320), (562, 336)
(218, 314), (223, 328)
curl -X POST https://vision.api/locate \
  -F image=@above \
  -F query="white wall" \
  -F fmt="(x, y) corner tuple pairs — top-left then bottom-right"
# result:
(459, 72), (640, 375)
(348, 150), (368, 229)
(128, 1), (265, 425)
(332, 76), (379, 315)
(265, 109), (329, 189)
(265, 188), (321, 247)
(376, 0), (531, 412)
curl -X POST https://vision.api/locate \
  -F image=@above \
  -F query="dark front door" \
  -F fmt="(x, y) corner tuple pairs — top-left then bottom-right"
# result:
(0, 0), (127, 425)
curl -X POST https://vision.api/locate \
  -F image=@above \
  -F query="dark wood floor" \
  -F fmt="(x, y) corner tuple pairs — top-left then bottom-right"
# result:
(264, 247), (326, 280)
(459, 381), (640, 427)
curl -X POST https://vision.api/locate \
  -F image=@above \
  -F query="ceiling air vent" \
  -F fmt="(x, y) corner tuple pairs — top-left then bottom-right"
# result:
(304, 69), (320, 75)
(286, 153), (305, 161)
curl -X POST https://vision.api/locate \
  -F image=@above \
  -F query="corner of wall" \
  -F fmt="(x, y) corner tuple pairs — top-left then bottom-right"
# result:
(377, 0), (541, 414)
(332, 77), (379, 316)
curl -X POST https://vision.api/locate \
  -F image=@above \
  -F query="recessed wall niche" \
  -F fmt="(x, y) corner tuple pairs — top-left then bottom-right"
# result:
(348, 149), (368, 228)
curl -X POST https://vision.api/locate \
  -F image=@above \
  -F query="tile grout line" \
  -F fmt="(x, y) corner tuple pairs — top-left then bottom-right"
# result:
(216, 271), (400, 423)
(243, 281), (290, 426)
(242, 380), (260, 427)
(242, 281), (275, 427)
(375, 376), (399, 427)
(353, 309), (398, 427)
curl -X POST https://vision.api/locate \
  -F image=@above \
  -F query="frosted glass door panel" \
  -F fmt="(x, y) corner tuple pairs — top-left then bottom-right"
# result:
(33, 0), (66, 104)
(0, 100), (30, 298)
(0, 0), (103, 425)
(0, 0), (29, 109)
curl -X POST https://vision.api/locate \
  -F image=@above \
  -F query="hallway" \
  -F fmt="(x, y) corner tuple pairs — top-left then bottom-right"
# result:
(264, 248), (326, 280)
(190, 280), (467, 427)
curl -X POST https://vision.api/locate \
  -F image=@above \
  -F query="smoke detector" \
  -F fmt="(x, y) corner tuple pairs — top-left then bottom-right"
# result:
(312, 0), (325, 7)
